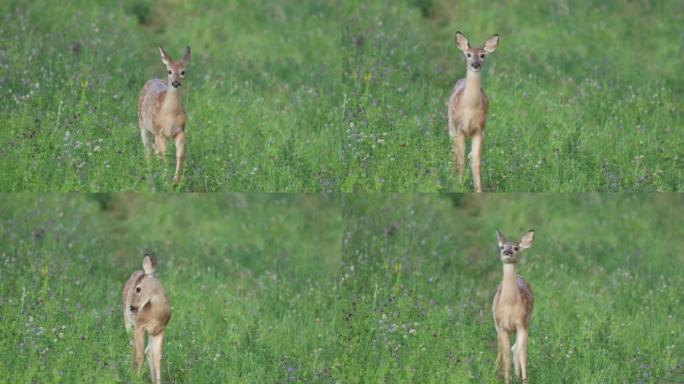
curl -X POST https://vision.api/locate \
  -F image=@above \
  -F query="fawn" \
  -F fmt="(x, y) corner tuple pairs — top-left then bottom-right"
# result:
(492, 230), (535, 383)
(138, 46), (190, 184)
(447, 31), (498, 192)
(123, 255), (172, 384)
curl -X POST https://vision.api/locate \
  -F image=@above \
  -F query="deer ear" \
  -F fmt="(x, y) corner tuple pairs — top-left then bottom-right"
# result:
(455, 31), (470, 51)
(496, 229), (506, 247)
(518, 230), (535, 250)
(159, 46), (172, 67)
(484, 34), (499, 53)
(142, 255), (156, 275)
(182, 46), (190, 66)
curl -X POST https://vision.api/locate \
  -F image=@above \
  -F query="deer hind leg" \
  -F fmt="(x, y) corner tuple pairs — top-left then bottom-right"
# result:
(154, 135), (168, 158)
(140, 128), (154, 160)
(498, 330), (511, 384)
(173, 131), (185, 185)
(470, 132), (483, 192)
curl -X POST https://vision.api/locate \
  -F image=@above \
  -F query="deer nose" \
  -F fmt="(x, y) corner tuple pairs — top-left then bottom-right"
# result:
(171, 80), (181, 88)
(471, 62), (481, 69)
(503, 250), (513, 256)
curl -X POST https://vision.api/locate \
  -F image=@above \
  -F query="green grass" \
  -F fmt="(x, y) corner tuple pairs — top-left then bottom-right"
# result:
(341, 0), (683, 191)
(1, 0), (342, 191)
(1, 0), (682, 192)
(0, 194), (342, 382)
(339, 194), (684, 382)
(1, 194), (683, 382)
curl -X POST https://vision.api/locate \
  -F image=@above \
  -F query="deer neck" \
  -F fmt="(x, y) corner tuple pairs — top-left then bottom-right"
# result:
(463, 69), (483, 106)
(500, 263), (520, 304)
(161, 86), (183, 115)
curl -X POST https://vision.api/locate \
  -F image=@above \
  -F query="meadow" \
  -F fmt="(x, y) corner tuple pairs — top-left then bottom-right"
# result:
(0, 194), (342, 382)
(1, 0), (342, 191)
(2, 0), (682, 192)
(342, 0), (683, 191)
(339, 194), (684, 382)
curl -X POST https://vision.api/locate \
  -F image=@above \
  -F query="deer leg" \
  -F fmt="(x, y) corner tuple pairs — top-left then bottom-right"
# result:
(453, 130), (466, 179)
(517, 327), (529, 383)
(140, 129), (154, 160)
(512, 337), (521, 378)
(152, 332), (165, 384)
(155, 135), (167, 158)
(134, 326), (144, 372)
(146, 336), (156, 384)
(470, 132), (483, 192)
(173, 131), (185, 185)
(498, 330), (511, 384)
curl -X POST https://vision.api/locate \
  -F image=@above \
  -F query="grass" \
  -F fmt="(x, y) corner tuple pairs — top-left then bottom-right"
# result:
(1, 0), (682, 192)
(3, 193), (682, 382)
(341, 0), (683, 191)
(0, 194), (342, 382)
(339, 193), (684, 382)
(1, 0), (342, 191)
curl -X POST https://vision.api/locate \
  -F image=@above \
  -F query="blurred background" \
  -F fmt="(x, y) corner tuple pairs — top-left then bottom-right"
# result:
(0, 193), (341, 382)
(340, 193), (684, 381)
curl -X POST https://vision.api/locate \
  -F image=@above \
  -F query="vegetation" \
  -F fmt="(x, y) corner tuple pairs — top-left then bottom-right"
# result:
(340, 193), (684, 382)
(342, 0), (683, 191)
(0, 194), (342, 382)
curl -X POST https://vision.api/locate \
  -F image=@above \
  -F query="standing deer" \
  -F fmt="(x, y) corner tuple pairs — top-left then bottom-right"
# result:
(492, 229), (535, 383)
(123, 254), (171, 384)
(138, 46), (190, 184)
(447, 31), (498, 192)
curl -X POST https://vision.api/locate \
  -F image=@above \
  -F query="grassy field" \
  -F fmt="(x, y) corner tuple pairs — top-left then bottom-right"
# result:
(1, 193), (682, 382)
(342, 0), (683, 191)
(339, 194), (684, 382)
(2, 0), (682, 192)
(1, 0), (341, 191)
(0, 194), (342, 382)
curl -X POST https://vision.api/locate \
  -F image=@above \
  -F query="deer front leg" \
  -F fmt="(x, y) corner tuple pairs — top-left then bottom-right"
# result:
(517, 327), (529, 383)
(134, 326), (145, 372)
(498, 330), (511, 384)
(452, 129), (466, 179)
(470, 132), (483, 192)
(173, 131), (185, 185)
(145, 332), (164, 384)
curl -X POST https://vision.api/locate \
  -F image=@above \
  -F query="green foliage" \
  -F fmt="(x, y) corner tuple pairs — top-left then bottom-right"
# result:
(341, 0), (684, 191)
(1, 0), (682, 191)
(0, 0), (341, 192)
(0, 194), (342, 382)
(340, 193), (684, 382)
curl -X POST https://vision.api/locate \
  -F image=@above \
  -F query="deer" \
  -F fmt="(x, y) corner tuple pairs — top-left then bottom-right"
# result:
(447, 31), (499, 192)
(492, 229), (535, 383)
(123, 254), (172, 384)
(138, 46), (190, 184)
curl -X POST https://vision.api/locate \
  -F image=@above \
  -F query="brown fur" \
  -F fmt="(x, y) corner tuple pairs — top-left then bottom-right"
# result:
(492, 230), (535, 383)
(447, 32), (498, 192)
(122, 255), (171, 384)
(138, 46), (190, 184)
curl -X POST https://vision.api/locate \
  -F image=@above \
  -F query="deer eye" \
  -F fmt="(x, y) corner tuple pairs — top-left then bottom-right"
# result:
(181, 71), (185, 75)
(480, 53), (485, 59)
(466, 53), (472, 58)
(168, 70), (172, 75)
(499, 246), (504, 250)
(514, 247), (519, 251)
(135, 286), (142, 293)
